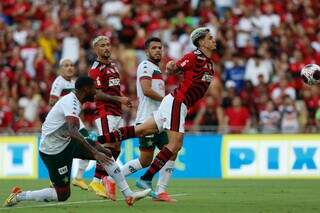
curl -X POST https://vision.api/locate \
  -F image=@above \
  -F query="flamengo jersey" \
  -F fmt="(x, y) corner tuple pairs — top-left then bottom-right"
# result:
(135, 60), (165, 124)
(39, 92), (81, 155)
(173, 49), (214, 108)
(50, 75), (75, 98)
(89, 61), (122, 116)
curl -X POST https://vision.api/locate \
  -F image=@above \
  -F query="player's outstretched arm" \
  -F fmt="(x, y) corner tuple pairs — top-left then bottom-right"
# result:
(95, 90), (132, 107)
(166, 60), (183, 75)
(66, 116), (113, 165)
(166, 60), (178, 74)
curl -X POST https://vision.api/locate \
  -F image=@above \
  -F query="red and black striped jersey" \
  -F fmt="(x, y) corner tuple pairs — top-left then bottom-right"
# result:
(88, 60), (122, 116)
(172, 49), (215, 108)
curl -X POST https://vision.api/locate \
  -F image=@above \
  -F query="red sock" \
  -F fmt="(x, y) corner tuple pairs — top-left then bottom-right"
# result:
(111, 150), (120, 160)
(99, 126), (136, 143)
(141, 147), (173, 181)
(94, 163), (108, 179)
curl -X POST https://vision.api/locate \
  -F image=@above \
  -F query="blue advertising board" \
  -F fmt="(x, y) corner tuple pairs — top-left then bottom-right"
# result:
(38, 134), (222, 179)
(2, 134), (320, 179)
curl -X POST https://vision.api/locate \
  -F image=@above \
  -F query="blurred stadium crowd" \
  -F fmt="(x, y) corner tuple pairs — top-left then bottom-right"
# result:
(0, 0), (320, 134)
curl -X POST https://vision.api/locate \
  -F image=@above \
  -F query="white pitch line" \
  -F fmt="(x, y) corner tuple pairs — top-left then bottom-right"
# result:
(0, 193), (189, 211)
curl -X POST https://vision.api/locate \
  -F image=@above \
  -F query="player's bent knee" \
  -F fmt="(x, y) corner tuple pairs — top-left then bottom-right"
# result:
(140, 157), (153, 167)
(55, 186), (71, 202)
(135, 126), (157, 137)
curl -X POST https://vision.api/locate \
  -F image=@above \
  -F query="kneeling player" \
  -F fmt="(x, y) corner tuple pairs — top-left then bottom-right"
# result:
(3, 76), (150, 207)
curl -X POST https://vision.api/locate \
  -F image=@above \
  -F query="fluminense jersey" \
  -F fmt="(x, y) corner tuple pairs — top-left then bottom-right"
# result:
(89, 60), (122, 116)
(50, 75), (75, 98)
(173, 49), (215, 108)
(39, 92), (81, 155)
(135, 60), (165, 124)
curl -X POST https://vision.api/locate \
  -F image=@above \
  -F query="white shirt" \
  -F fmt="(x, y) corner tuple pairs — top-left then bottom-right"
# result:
(20, 47), (38, 78)
(236, 17), (254, 48)
(50, 76), (75, 98)
(61, 37), (79, 63)
(39, 92), (81, 154)
(244, 58), (273, 86)
(135, 60), (165, 124)
(254, 14), (280, 37)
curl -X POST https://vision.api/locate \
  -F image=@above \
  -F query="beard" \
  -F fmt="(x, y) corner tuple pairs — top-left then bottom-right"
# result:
(85, 95), (95, 102)
(150, 56), (161, 63)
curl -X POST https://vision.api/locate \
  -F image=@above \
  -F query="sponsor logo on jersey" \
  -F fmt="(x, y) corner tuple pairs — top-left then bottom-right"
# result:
(109, 78), (120, 87)
(180, 59), (189, 67)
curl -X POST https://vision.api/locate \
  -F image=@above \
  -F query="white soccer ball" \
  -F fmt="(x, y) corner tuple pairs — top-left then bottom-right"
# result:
(300, 64), (320, 85)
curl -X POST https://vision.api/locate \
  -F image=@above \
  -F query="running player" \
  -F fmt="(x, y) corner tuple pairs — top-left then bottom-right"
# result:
(121, 37), (177, 202)
(88, 36), (132, 200)
(99, 27), (216, 192)
(49, 58), (90, 190)
(3, 76), (150, 207)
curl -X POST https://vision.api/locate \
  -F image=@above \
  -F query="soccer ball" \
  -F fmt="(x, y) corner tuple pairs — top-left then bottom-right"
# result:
(300, 64), (320, 85)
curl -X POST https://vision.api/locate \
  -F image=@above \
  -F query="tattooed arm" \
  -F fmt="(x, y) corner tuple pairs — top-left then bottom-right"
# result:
(66, 116), (113, 165)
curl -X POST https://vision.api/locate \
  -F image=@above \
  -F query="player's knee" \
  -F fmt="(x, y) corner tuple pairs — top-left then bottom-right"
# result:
(167, 142), (182, 154)
(55, 186), (71, 202)
(136, 127), (154, 137)
(140, 157), (153, 167)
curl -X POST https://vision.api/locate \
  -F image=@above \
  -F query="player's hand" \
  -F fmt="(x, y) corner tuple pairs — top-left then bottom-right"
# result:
(119, 96), (132, 108)
(166, 60), (175, 73)
(94, 151), (113, 166)
(95, 143), (113, 156)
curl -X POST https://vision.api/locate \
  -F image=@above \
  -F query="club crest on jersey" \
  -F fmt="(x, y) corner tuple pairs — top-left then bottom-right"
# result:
(201, 72), (213, 82)
(109, 78), (120, 87)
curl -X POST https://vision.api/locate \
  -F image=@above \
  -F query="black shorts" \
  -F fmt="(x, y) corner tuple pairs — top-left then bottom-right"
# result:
(40, 139), (95, 187)
(139, 131), (169, 151)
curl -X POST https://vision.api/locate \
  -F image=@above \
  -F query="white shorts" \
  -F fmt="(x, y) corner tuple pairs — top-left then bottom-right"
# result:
(153, 94), (187, 133)
(95, 115), (125, 135)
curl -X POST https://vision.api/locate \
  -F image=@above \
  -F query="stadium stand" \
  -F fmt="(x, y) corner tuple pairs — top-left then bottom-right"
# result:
(0, 0), (319, 134)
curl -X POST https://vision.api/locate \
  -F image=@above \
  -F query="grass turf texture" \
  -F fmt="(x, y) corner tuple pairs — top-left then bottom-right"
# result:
(0, 179), (319, 213)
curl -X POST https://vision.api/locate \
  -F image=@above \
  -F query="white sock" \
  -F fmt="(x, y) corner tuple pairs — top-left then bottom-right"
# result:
(17, 188), (58, 202)
(103, 158), (132, 197)
(76, 160), (89, 179)
(156, 160), (175, 194)
(121, 159), (143, 177)
(92, 177), (101, 183)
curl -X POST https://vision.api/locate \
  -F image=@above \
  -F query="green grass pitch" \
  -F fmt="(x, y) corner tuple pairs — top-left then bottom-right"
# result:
(0, 179), (319, 213)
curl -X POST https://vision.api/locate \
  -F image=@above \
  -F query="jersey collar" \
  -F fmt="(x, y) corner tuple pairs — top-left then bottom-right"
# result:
(196, 48), (212, 61)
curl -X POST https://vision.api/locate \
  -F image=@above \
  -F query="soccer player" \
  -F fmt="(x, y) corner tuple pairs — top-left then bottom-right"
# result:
(49, 59), (76, 106)
(3, 76), (150, 207)
(121, 37), (177, 202)
(88, 36), (132, 200)
(100, 27), (216, 191)
(49, 58), (90, 190)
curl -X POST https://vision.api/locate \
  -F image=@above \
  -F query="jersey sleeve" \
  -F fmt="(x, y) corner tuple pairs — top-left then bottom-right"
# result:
(61, 97), (81, 118)
(89, 68), (104, 90)
(176, 52), (196, 72)
(50, 78), (63, 97)
(137, 61), (153, 80)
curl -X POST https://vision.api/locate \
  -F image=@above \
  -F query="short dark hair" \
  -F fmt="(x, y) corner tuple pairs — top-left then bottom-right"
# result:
(144, 37), (161, 49)
(193, 34), (207, 47)
(75, 76), (94, 90)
